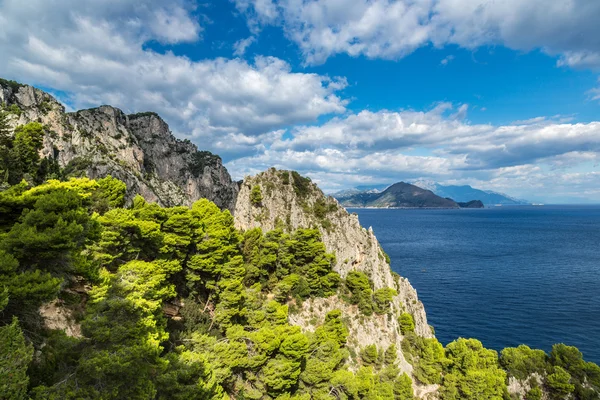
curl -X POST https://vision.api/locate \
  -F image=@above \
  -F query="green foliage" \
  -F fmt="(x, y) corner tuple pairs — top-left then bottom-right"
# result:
(550, 343), (586, 379)
(525, 384), (542, 400)
(440, 338), (507, 400)
(345, 270), (374, 315)
(500, 345), (547, 380)
(129, 111), (160, 119)
(290, 170), (312, 198)
(399, 313), (415, 335)
(13, 122), (44, 176)
(1, 173), (598, 400)
(0, 317), (34, 400)
(243, 227), (339, 300)
(343, 271), (397, 316)
(402, 333), (447, 385)
(188, 151), (221, 177)
(547, 366), (575, 398)
(250, 185), (263, 206)
(361, 344), (380, 366)
(0, 179), (118, 322)
(373, 287), (397, 314)
(0, 78), (24, 91)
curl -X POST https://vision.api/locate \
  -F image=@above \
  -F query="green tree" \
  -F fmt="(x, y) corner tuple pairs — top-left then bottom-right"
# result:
(393, 373), (415, 400)
(440, 338), (507, 400)
(0, 318), (34, 400)
(373, 287), (397, 314)
(399, 313), (415, 335)
(525, 385), (542, 400)
(345, 270), (373, 315)
(500, 345), (547, 380)
(0, 111), (12, 184)
(361, 344), (379, 366)
(11, 122), (44, 183)
(547, 366), (575, 399)
(250, 185), (263, 206)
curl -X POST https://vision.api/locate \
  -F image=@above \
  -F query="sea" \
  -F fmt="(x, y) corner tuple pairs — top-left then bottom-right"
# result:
(350, 205), (600, 364)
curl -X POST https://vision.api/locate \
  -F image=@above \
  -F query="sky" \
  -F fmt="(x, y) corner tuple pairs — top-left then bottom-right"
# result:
(0, 0), (599, 203)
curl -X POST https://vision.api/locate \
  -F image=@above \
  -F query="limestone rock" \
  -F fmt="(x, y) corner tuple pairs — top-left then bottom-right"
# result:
(0, 79), (238, 210)
(39, 300), (82, 338)
(234, 168), (434, 386)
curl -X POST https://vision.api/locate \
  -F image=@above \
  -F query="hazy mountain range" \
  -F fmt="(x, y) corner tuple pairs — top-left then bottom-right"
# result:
(333, 181), (529, 207)
(333, 182), (484, 208)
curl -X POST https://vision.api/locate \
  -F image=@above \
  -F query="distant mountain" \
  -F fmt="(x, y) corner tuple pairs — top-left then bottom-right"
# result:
(411, 181), (529, 205)
(334, 182), (483, 208)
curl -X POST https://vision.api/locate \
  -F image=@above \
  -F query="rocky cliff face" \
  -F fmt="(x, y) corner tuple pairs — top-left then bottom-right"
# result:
(234, 169), (434, 386)
(0, 79), (238, 210)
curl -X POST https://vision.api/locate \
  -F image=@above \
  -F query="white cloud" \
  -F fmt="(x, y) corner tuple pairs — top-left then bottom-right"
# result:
(235, 0), (600, 68)
(223, 104), (600, 200)
(440, 55), (454, 66)
(0, 0), (348, 158)
(266, 104), (600, 170)
(588, 78), (600, 101)
(233, 36), (257, 56)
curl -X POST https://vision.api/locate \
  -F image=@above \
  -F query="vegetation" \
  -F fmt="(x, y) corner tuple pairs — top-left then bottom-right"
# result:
(0, 152), (598, 399)
(399, 313), (415, 334)
(250, 185), (263, 206)
(0, 77), (25, 91)
(343, 270), (396, 316)
(188, 150), (221, 177)
(129, 111), (160, 119)
(0, 175), (408, 399)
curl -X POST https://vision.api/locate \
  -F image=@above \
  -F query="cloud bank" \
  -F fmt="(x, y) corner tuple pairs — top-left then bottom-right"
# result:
(235, 0), (600, 68)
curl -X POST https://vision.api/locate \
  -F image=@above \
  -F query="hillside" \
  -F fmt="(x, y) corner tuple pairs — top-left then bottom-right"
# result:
(412, 181), (529, 206)
(1, 78), (599, 400)
(335, 181), (462, 208)
(0, 78), (238, 210)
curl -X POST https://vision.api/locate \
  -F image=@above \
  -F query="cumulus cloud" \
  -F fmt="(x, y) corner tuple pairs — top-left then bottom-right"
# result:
(266, 104), (600, 171)
(235, 0), (600, 68)
(0, 0), (348, 158)
(224, 104), (600, 199)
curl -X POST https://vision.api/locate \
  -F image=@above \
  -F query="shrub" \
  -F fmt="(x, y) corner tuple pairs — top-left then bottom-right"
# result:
(399, 313), (415, 335)
(500, 345), (547, 380)
(250, 185), (263, 206)
(547, 366), (575, 398)
(360, 344), (379, 365)
(373, 287), (397, 314)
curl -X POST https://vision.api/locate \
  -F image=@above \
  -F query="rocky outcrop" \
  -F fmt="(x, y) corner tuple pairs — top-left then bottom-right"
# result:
(457, 200), (484, 208)
(234, 169), (434, 382)
(0, 79), (238, 210)
(39, 300), (82, 338)
(507, 373), (547, 400)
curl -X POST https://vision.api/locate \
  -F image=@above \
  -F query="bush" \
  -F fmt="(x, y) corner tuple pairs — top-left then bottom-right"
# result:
(547, 366), (575, 398)
(372, 287), (397, 314)
(250, 185), (263, 206)
(399, 313), (415, 335)
(525, 385), (542, 400)
(345, 271), (374, 315)
(500, 345), (547, 380)
(360, 344), (379, 365)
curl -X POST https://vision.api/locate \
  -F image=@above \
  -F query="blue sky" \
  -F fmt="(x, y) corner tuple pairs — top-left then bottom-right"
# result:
(1, 0), (599, 202)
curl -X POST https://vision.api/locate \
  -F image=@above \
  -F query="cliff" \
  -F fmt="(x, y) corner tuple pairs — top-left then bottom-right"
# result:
(234, 169), (435, 393)
(0, 79), (238, 210)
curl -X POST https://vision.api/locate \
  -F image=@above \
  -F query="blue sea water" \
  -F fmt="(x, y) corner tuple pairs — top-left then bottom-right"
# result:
(351, 205), (600, 364)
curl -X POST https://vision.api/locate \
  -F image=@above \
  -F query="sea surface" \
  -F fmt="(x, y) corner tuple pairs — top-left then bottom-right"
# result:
(351, 205), (600, 364)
